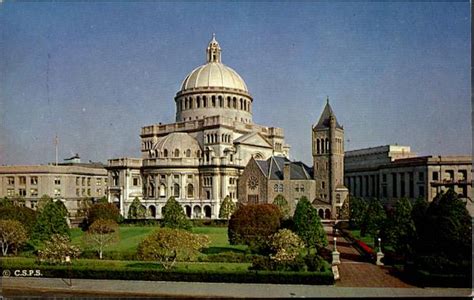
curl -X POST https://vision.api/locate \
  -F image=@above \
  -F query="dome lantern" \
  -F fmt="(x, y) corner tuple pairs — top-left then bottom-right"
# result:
(207, 33), (221, 63)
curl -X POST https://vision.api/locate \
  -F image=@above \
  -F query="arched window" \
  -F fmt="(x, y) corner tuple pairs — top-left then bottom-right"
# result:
(174, 149), (180, 157)
(186, 149), (191, 157)
(274, 184), (279, 192)
(240, 98), (243, 110)
(187, 184), (194, 198)
(318, 209), (324, 219)
(317, 139), (320, 154)
(163, 149), (168, 157)
(233, 97), (237, 109)
(196, 96), (200, 108)
(189, 97), (193, 109)
(212, 96), (216, 107)
(278, 184), (284, 192)
(196, 150), (201, 157)
(204, 205), (212, 218)
(206, 191), (211, 199)
(159, 184), (166, 198)
(227, 97), (231, 107)
(219, 96), (223, 107)
(173, 183), (180, 198)
(203, 96), (207, 107)
(326, 138), (329, 152)
(325, 209), (331, 220)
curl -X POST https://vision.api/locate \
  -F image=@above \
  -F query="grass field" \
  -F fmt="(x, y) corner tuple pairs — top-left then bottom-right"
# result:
(71, 226), (246, 255)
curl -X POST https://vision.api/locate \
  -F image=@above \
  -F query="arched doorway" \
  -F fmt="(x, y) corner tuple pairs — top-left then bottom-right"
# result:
(148, 205), (156, 218)
(318, 209), (324, 219)
(325, 209), (331, 220)
(204, 205), (212, 219)
(185, 205), (191, 218)
(193, 205), (202, 219)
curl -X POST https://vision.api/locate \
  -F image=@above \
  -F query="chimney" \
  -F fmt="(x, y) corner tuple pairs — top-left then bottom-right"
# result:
(283, 161), (291, 181)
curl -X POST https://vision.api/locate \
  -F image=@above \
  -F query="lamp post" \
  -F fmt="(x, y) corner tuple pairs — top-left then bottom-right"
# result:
(65, 255), (72, 287)
(376, 237), (384, 266)
(332, 237), (340, 265)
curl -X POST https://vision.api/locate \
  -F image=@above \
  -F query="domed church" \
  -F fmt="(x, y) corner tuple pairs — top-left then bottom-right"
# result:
(107, 35), (290, 219)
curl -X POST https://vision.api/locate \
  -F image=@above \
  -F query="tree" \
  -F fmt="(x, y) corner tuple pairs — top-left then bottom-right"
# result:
(37, 234), (81, 264)
(293, 196), (327, 253)
(84, 219), (119, 259)
(269, 229), (305, 262)
(380, 198), (415, 257)
(97, 196), (108, 203)
(162, 196), (192, 231)
(0, 197), (14, 207)
(228, 204), (281, 253)
(412, 189), (471, 272)
(337, 197), (350, 220)
(219, 196), (236, 220)
(137, 228), (209, 269)
(37, 195), (53, 212)
(360, 198), (386, 238)
(0, 220), (28, 256)
(273, 194), (290, 219)
(83, 202), (121, 230)
(349, 197), (367, 228)
(31, 200), (70, 242)
(0, 206), (37, 233)
(128, 197), (146, 219)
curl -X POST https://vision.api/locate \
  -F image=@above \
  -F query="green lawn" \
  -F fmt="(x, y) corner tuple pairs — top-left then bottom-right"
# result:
(71, 226), (246, 255)
(349, 229), (375, 248)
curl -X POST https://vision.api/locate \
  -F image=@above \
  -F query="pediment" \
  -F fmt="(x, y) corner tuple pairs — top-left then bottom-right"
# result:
(233, 132), (273, 148)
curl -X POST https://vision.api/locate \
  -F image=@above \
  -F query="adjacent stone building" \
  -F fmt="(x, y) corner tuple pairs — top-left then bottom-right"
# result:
(344, 145), (472, 205)
(0, 155), (107, 219)
(107, 35), (290, 219)
(238, 100), (349, 220)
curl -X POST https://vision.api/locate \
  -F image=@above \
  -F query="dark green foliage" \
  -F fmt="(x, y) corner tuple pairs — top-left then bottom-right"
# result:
(337, 197), (350, 220)
(228, 204), (281, 253)
(304, 254), (325, 272)
(380, 198), (416, 257)
(128, 197), (146, 219)
(249, 255), (306, 272)
(199, 252), (252, 263)
(82, 202), (122, 230)
(31, 200), (70, 242)
(37, 195), (53, 212)
(0, 197), (14, 207)
(360, 198), (386, 237)
(411, 189), (471, 274)
(349, 196), (367, 228)
(0, 206), (38, 233)
(97, 196), (108, 203)
(293, 197), (327, 252)
(162, 196), (192, 231)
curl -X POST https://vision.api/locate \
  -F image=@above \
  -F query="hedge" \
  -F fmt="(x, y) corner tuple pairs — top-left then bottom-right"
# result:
(2, 258), (333, 285)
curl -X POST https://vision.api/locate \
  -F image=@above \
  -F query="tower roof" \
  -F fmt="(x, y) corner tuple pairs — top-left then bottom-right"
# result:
(314, 98), (343, 130)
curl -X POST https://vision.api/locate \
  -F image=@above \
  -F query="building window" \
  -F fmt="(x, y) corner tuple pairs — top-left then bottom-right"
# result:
(187, 184), (194, 198)
(300, 184), (305, 192)
(76, 177), (80, 185)
(163, 149), (168, 157)
(54, 177), (61, 185)
(432, 171), (439, 181)
(418, 172), (424, 182)
(174, 149), (180, 157)
(86, 189), (90, 196)
(274, 184), (279, 192)
(133, 177), (140, 186)
(87, 178), (91, 186)
(18, 188), (26, 196)
(173, 183), (180, 198)
(30, 177), (38, 185)
(82, 177), (86, 186)
(7, 189), (14, 197)
(96, 178), (102, 186)
(278, 184), (284, 193)
(112, 175), (119, 186)
(7, 177), (14, 185)
(206, 190), (211, 199)
(76, 188), (80, 196)
(187, 174), (193, 180)
(186, 149), (191, 157)
(30, 188), (38, 197)
(54, 188), (61, 197)
(321, 181), (325, 189)
(418, 185), (425, 197)
(18, 176), (26, 185)
(97, 188), (102, 195)
(159, 184), (166, 198)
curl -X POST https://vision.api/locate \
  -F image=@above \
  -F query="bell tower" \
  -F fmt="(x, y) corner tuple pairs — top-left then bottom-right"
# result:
(312, 98), (346, 217)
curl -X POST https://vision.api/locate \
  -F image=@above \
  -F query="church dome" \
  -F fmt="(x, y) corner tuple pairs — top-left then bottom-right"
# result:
(180, 63), (248, 92)
(153, 133), (201, 158)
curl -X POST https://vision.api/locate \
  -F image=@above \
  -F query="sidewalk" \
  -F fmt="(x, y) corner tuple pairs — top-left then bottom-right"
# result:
(2, 277), (472, 298)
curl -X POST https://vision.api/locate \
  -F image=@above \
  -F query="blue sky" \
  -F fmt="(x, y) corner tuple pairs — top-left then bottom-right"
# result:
(0, 2), (471, 165)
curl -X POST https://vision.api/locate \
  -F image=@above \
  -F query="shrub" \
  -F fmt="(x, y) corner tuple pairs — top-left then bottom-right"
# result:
(219, 196), (236, 220)
(293, 196), (327, 253)
(31, 200), (70, 242)
(228, 204), (281, 253)
(137, 228), (209, 269)
(304, 254), (325, 272)
(0, 220), (28, 256)
(249, 254), (305, 272)
(83, 219), (119, 259)
(162, 197), (192, 231)
(273, 194), (290, 219)
(200, 252), (252, 263)
(0, 206), (37, 233)
(269, 229), (305, 262)
(128, 197), (146, 219)
(37, 234), (81, 264)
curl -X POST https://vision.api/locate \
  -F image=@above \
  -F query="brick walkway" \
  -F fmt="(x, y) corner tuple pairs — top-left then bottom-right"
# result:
(325, 228), (414, 288)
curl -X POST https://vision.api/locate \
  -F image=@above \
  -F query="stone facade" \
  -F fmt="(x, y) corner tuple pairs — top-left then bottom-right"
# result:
(107, 35), (290, 219)
(0, 157), (107, 220)
(238, 101), (349, 220)
(344, 146), (472, 207)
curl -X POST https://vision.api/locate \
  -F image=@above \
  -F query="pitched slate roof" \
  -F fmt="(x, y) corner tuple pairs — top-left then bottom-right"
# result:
(314, 101), (343, 130)
(255, 156), (313, 180)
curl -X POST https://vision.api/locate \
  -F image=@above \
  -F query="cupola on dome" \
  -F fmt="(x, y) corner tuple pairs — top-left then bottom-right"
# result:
(179, 34), (249, 93)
